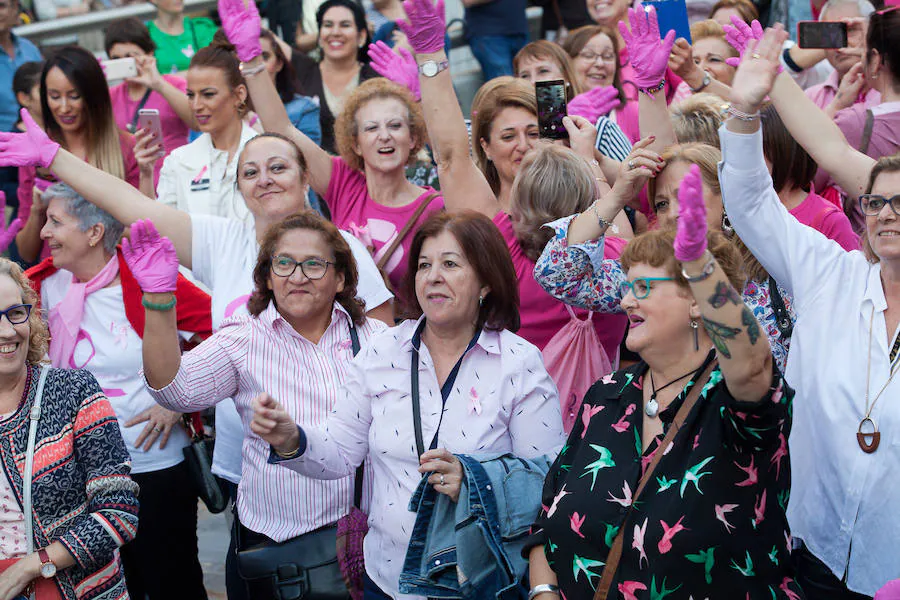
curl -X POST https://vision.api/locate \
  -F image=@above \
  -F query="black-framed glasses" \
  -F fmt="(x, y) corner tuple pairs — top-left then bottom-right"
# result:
(0, 304), (31, 325)
(271, 255), (333, 280)
(859, 194), (900, 216)
(618, 277), (675, 300)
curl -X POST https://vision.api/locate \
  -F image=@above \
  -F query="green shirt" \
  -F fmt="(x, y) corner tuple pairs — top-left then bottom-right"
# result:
(146, 17), (218, 74)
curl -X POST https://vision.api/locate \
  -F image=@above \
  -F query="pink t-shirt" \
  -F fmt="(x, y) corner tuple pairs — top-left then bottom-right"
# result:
(109, 76), (190, 189)
(788, 190), (859, 252)
(612, 100), (640, 144)
(325, 156), (445, 293)
(492, 211), (628, 357)
(804, 70), (881, 111)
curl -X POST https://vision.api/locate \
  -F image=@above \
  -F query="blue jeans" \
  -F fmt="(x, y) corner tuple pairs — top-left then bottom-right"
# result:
(467, 34), (528, 81)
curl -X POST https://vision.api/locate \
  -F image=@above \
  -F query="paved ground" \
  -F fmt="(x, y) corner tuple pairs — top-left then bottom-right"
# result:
(198, 504), (230, 599)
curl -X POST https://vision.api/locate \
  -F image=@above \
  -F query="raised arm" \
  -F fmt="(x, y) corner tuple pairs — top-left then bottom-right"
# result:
(130, 56), (197, 130)
(219, 0), (334, 196)
(398, 0), (499, 217)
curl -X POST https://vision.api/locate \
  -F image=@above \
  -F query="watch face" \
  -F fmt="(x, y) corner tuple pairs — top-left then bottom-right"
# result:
(40, 562), (56, 578)
(421, 62), (438, 77)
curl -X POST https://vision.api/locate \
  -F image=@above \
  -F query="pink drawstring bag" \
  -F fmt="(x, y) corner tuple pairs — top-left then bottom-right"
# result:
(543, 306), (614, 433)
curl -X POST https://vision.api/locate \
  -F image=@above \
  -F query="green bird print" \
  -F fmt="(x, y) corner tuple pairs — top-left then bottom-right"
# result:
(680, 456), (714, 497)
(572, 553), (605, 586)
(731, 551), (755, 577)
(603, 522), (620, 548)
(685, 547), (716, 585)
(649, 575), (682, 600)
(656, 475), (678, 494)
(579, 444), (616, 490)
(768, 545), (779, 565)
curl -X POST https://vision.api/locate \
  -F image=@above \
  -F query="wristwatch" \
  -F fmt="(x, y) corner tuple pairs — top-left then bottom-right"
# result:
(418, 59), (449, 78)
(37, 548), (56, 579)
(689, 70), (711, 93)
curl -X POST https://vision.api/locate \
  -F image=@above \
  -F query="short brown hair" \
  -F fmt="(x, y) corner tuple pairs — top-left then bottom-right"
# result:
(7, 260), (49, 365)
(621, 229), (746, 292)
(760, 104), (817, 194)
(471, 77), (537, 196)
(862, 155), (900, 262)
(513, 40), (583, 96)
(197, 34), (251, 117)
(670, 93), (725, 147)
(248, 212), (365, 324)
(561, 25), (628, 103)
(238, 132), (309, 186)
(708, 0), (759, 23)
(335, 78), (427, 173)
(403, 211), (520, 332)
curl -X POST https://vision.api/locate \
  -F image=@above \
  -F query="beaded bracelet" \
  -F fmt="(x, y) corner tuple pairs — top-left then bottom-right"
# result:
(638, 80), (666, 96)
(142, 296), (177, 312)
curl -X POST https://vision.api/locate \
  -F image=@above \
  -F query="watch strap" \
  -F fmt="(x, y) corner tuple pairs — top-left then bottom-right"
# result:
(689, 71), (711, 93)
(418, 59), (449, 77)
(38, 548), (49, 564)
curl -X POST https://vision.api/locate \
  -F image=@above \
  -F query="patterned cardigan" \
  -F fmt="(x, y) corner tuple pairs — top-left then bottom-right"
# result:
(0, 364), (139, 600)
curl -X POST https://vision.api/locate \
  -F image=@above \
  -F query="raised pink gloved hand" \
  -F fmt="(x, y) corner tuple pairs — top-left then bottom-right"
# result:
(397, 0), (446, 55)
(218, 0), (262, 62)
(0, 109), (60, 169)
(723, 16), (781, 71)
(368, 41), (421, 100)
(674, 164), (707, 262)
(566, 86), (620, 123)
(122, 219), (179, 293)
(618, 5), (675, 96)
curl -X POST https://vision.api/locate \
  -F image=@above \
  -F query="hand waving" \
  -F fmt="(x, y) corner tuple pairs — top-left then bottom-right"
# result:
(396, 0), (446, 55)
(0, 109), (60, 169)
(673, 164), (707, 262)
(368, 41), (421, 100)
(722, 16), (781, 72)
(218, 0), (262, 62)
(618, 5), (675, 95)
(567, 86), (620, 123)
(121, 219), (179, 293)
(728, 24), (789, 113)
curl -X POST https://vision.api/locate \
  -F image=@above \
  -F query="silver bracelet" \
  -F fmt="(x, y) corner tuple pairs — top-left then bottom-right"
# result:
(528, 584), (560, 600)
(681, 251), (717, 283)
(592, 201), (619, 234)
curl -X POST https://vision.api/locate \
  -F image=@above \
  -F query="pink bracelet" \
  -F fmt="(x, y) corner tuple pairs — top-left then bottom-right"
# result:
(638, 80), (665, 96)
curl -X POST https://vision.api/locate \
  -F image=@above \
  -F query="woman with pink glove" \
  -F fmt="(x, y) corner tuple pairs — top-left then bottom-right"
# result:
(525, 165), (804, 600)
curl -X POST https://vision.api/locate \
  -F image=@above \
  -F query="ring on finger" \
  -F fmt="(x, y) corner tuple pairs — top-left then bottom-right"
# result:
(153, 426), (163, 432)
(751, 53), (761, 59)
(628, 160), (635, 170)
(439, 474), (445, 486)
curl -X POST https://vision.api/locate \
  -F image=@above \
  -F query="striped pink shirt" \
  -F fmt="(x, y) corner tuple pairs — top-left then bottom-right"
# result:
(146, 301), (387, 541)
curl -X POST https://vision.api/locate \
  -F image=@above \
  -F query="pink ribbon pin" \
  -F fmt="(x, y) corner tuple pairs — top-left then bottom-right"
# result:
(468, 387), (482, 415)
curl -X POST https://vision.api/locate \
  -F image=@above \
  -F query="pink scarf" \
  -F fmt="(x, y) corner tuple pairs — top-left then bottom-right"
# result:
(48, 256), (119, 368)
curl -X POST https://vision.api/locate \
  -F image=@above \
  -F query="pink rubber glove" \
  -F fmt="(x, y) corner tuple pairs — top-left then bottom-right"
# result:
(368, 41), (421, 100)
(618, 5), (675, 96)
(0, 109), (60, 169)
(122, 219), (179, 293)
(723, 16), (781, 71)
(397, 0), (446, 55)
(218, 0), (262, 63)
(567, 86), (620, 123)
(674, 164), (708, 262)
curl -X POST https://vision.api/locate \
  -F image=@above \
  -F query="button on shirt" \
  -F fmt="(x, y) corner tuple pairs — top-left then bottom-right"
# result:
(719, 125), (900, 596)
(274, 319), (565, 598)
(146, 302), (387, 541)
(0, 34), (41, 132)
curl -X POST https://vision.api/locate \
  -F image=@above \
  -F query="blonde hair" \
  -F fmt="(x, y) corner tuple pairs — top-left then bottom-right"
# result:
(690, 20), (739, 58)
(471, 77), (537, 195)
(334, 78), (427, 173)
(0, 260), (49, 365)
(513, 40), (583, 96)
(670, 93), (725, 148)
(510, 145), (596, 261)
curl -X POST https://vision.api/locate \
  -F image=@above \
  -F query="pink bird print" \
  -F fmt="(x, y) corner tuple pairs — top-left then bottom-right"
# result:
(570, 512), (586, 538)
(601, 373), (616, 385)
(780, 578), (802, 600)
(753, 489), (767, 529)
(468, 387), (482, 416)
(632, 375), (643, 390)
(618, 581), (647, 600)
(580, 405), (604, 439)
(715, 503), (739, 533)
(658, 516), (688, 554)
(693, 431), (702, 450)
(612, 404), (636, 433)
(771, 432), (788, 478)
(544, 485), (571, 518)
(734, 456), (758, 487)
(607, 480), (633, 507)
(632, 517), (648, 569)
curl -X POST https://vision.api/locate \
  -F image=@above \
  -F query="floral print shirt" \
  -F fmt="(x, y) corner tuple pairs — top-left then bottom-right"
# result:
(533, 216), (796, 371)
(531, 352), (805, 599)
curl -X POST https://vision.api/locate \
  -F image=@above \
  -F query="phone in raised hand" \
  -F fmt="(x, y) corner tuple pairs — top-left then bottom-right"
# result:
(797, 21), (848, 48)
(536, 79), (569, 140)
(101, 57), (137, 81)
(137, 109), (165, 157)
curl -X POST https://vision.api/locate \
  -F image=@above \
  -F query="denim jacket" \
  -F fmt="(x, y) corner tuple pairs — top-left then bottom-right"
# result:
(399, 453), (553, 599)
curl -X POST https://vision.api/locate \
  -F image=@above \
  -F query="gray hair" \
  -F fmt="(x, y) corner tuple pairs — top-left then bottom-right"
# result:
(41, 183), (124, 256)
(819, 0), (874, 20)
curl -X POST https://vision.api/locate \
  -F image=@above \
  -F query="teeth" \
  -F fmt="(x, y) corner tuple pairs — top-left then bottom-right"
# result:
(0, 344), (16, 354)
(879, 232), (900, 236)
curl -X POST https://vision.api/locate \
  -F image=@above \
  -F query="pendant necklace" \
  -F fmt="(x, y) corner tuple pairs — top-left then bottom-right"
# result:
(860, 307), (900, 453)
(646, 367), (699, 418)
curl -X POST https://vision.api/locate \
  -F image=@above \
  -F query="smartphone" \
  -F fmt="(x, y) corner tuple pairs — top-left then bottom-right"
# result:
(137, 109), (164, 155)
(797, 21), (848, 48)
(102, 57), (137, 81)
(642, 0), (692, 43)
(536, 80), (568, 140)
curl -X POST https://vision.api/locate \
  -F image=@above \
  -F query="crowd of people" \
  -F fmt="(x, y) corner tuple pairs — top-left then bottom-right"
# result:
(0, 0), (894, 597)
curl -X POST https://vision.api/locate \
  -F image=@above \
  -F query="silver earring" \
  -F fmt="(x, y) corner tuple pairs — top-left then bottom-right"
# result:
(721, 213), (734, 236)
(691, 319), (699, 351)
(478, 295), (484, 306)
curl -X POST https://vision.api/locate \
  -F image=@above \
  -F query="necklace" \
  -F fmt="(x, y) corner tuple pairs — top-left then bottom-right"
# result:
(646, 367), (700, 418)
(860, 307), (900, 453)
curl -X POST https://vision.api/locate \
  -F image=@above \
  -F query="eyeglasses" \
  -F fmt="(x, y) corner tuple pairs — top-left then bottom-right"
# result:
(271, 256), (333, 280)
(618, 277), (675, 300)
(0, 304), (31, 325)
(576, 49), (618, 64)
(859, 194), (900, 216)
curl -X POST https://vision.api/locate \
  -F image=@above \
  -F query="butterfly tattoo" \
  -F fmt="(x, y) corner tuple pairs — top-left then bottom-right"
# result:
(708, 281), (742, 309)
(741, 307), (761, 345)
(701, 316), (741, 359)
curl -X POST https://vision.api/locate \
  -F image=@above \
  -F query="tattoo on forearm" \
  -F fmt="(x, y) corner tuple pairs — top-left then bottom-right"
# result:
(708, 281), (743, 309)
(741, 307), (760, 346)
(701, 316), (741, 359)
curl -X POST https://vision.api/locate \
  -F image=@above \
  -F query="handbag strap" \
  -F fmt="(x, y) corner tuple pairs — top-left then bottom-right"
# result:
(128, 89), (154, 133)
(592, 359), (718, 600)
(411, 347), (425, 458)
(858, 108), (875, 155)
(376, 193), (438, 271)
(24, 366), (50, 555)
(349, 324), (365, 508)
(768, 276), (793, 340)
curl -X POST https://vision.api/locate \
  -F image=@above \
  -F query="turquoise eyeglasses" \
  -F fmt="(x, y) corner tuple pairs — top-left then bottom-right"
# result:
(618, 277), (676, 300)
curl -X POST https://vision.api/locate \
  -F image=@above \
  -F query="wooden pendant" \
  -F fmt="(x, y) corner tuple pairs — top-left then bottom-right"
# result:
(857, 417), (880, 453)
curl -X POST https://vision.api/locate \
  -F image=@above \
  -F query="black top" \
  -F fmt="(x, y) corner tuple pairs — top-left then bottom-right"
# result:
(529, 351), (806, 599)
(291, 52), (380, 155)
